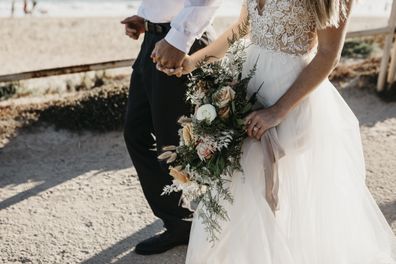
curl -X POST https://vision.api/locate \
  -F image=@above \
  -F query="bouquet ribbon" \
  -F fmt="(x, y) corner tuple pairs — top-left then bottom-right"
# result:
(260, 127), (285, 213)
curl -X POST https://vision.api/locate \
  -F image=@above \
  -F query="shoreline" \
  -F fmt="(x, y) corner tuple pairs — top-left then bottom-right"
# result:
(0, 0), (392, 18)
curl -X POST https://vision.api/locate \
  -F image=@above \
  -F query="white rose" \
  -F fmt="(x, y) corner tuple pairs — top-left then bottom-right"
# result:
(196, 104), (217, 124)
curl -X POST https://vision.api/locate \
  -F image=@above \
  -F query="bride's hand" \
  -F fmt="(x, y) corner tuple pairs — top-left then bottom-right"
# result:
(157, 55), (197, 77)
(245, 107), (285, 140)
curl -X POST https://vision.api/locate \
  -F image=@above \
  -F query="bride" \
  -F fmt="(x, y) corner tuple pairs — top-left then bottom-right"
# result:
(159, 0), (396, 263)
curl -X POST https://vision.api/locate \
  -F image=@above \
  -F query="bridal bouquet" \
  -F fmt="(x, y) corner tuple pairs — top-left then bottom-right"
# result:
(160, 38), (258, 242)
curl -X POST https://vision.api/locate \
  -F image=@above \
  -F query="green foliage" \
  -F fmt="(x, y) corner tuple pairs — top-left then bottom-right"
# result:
(37, 84), (128, 131)
(67, 71), (108, 92)
(342, 39), (374, 58)
(0, 82), (18, 100)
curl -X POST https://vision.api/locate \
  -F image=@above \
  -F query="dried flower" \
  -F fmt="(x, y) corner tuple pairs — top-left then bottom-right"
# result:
(218, 106), (231, 120)
(163, 145), (177, 151)
(167, 153), (177, 164)
(158, 151), (173, 160)
(169, 166), (190, 184)
(178, 116), (192, 125)
(182, 123), (195, 146)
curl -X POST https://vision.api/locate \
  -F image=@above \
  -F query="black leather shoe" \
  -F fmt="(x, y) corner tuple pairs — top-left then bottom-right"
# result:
(134, 230), (190, 255)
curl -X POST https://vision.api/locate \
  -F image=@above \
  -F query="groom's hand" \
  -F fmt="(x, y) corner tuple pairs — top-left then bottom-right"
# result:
(151, 39), (186, 70)
(121, 15), (145, 40)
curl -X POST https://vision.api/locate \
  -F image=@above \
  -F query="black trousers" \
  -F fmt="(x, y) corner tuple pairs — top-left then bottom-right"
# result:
(124, 30), (208, 232)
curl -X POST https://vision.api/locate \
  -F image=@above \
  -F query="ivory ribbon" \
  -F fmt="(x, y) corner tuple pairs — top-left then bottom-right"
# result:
(260, 127), (285, 213)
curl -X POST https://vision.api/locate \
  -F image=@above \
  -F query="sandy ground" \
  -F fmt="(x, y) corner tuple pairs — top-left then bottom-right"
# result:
(0, 85), (395, 264)
(0, 16), (395, 264)
(0, 16), (387, 76)
(0, 15), (388, 97)
(0, 17), (238, 76)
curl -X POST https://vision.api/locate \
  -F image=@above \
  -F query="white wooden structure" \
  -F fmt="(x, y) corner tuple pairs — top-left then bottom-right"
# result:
(370, 0), (396, 91)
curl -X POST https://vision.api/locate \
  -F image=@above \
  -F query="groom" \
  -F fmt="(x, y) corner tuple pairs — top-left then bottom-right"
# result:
(122, 0), (221, 255)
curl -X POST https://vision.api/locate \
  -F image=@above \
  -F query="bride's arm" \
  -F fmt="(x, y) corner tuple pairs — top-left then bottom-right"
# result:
(191, 2), (249, 64)
(161, 2), (249, 75)
(246, 1), (354, 140)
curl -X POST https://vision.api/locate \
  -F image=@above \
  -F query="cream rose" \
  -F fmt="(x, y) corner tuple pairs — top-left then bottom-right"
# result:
(169, 166), (190, 184)
(196, 104), (217, 124)
(182, 123), (195, 146)
(212, 86), (236, 108)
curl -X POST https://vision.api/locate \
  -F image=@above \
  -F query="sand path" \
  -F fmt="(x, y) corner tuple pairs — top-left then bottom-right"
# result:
(0, 85), (395, 264)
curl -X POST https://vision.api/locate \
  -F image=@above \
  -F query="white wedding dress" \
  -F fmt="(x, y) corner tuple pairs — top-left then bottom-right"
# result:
(186, 0), (396, 263)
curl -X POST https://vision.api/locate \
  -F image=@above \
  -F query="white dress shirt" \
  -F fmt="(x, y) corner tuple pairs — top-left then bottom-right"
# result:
(137, 0), (221, 53)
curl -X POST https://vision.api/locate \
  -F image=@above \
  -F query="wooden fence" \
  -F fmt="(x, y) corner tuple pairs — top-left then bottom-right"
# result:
(0, 59), (134, 83)
(2, 1), (396, 91)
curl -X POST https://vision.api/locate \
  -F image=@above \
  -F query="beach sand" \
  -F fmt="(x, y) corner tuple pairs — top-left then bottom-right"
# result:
(0, 85), (395, 264)
(0, 16), (239, 76)
(0, 15), (388, 75)
(0, 16), (395, 264)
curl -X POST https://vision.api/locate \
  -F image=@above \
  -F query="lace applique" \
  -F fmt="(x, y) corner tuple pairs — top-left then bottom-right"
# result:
(248, 0), (317, 56)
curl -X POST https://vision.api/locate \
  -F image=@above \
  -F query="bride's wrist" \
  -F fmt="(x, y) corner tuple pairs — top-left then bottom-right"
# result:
(188, 54), (201, 71)
(269, 104), (288, 122)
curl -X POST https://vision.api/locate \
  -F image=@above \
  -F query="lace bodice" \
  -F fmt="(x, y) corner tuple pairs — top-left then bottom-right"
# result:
(247, 0), (317, 56)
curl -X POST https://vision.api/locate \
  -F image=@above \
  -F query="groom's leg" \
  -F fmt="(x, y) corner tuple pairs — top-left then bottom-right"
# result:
(146, 33), (209, 231)
(125, 30), (209, 255)
(135, 32), (196, 231)
(124, 32), (196, 231)
(124, 57), (191, 227)
(149, 67), (194, 231)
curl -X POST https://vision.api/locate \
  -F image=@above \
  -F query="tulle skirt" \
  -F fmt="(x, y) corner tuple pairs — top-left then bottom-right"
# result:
(186, 44), (396, 264)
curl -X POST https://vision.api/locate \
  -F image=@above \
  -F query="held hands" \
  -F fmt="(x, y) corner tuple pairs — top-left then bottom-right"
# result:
(121, 15), (145, 40)
(120, 16), (192, 76)
(151, 40), (198, 77)
(156, 54), (196, 77)
(151, 39), (187, 75)
(245, 107), (285, 140)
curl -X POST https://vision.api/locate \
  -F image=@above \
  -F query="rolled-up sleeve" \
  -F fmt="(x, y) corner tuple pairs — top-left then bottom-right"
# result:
(165, 0), (222, 53)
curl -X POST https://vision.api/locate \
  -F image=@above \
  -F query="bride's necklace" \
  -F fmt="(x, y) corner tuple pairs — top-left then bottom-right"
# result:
(255, 0), (265, 16)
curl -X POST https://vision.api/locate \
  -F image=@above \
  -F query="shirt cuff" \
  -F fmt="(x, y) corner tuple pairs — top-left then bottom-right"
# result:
(165, 28), (196, 54)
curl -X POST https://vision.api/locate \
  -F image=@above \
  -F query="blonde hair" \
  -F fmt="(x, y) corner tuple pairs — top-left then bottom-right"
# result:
(304, 0), (350, 29)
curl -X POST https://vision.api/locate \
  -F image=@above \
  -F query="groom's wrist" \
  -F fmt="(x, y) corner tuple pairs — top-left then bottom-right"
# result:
(165, 28), (194, 54)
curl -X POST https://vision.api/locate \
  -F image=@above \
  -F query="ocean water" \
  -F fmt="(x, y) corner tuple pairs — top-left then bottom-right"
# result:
(0, 0), (393, 18)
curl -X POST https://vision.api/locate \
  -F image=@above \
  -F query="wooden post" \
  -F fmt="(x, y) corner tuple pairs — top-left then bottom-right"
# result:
(387, 0), (396, 85)
(378, 0), (396, 91)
